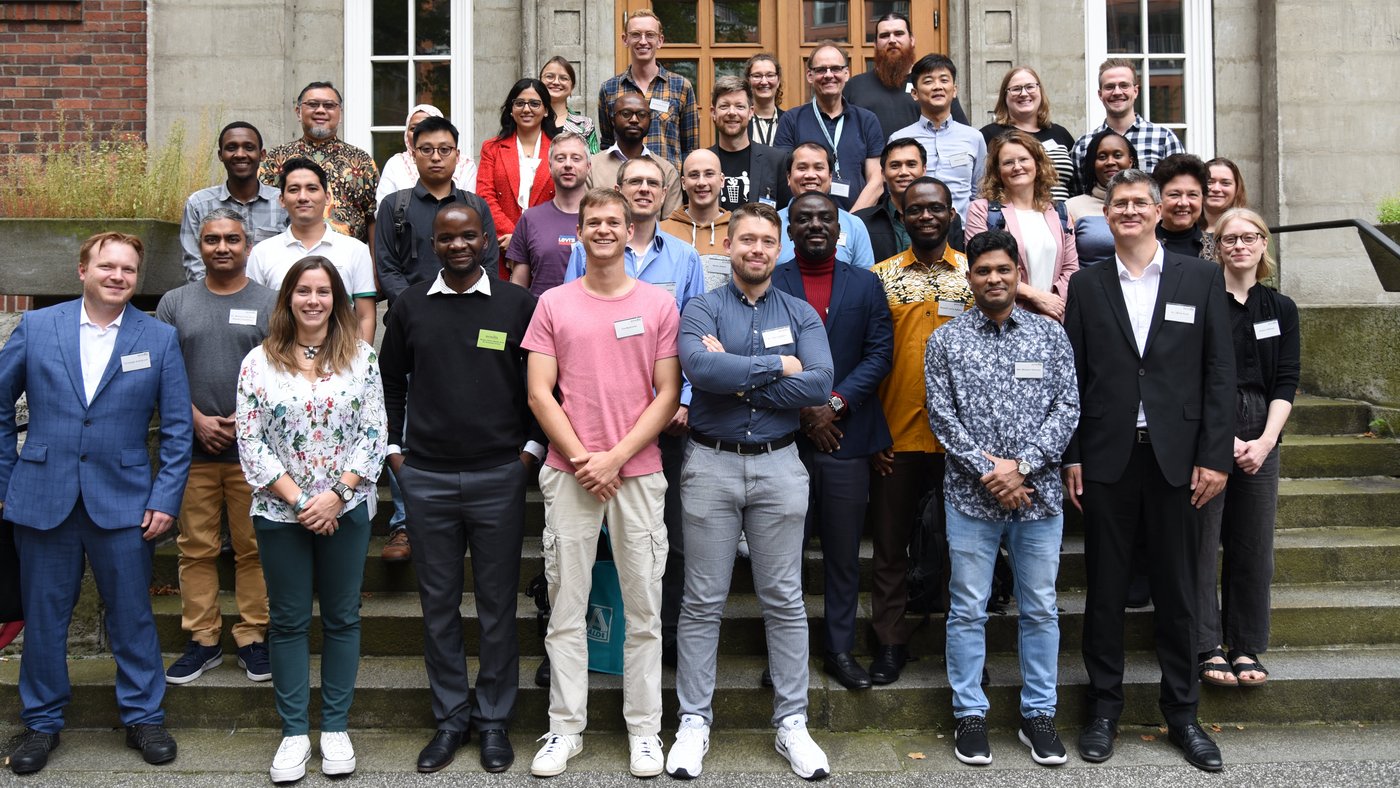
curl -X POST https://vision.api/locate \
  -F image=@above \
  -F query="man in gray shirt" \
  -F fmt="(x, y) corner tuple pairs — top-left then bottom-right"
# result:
(156, 207), (278, 686)
(180, 122), (288, 282)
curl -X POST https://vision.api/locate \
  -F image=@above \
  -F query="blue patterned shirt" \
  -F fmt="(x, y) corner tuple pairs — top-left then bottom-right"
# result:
(924, 305), (1079, 521)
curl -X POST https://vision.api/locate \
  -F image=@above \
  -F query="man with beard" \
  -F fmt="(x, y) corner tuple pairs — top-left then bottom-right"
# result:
(587, 93), (683, 217)
(379, 202), (540, 774)
(180, 122), (287, 281)
(706, 76), (786, 212)
(597, 9), (698, 168)
(855, 137), (928, 262)
(843, 13), (968, 139)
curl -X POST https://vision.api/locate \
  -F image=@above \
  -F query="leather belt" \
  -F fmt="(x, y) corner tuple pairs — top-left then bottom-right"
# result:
(690, 432), (796, 456)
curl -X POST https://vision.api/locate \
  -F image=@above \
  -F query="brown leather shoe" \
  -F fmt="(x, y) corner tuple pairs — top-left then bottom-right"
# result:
(381, 529), (411, 562)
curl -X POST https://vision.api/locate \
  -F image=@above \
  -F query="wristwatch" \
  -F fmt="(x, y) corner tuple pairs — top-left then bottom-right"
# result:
(331, 480), (354, 503)
(827, 394), (846, 415)
(1016, 459), (1032, 476)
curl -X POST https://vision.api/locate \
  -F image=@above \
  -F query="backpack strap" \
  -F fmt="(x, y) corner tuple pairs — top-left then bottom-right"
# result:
(1053, 200), (1071, 235)
(986, 200), (1005, 231)
(392, 188), (414, 264)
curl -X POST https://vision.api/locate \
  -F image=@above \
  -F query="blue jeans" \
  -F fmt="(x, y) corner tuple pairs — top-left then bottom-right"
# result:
(945, 504), (1061, 719)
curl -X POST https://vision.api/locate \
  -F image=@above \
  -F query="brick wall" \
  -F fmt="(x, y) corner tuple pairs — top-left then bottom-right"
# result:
(0, 0), (149, 153)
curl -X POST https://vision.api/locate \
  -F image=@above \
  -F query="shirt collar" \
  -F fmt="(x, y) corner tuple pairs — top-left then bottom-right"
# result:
(79, 302), (125, 330)
(725, 279), (769, 305)
(894, 244), (962, 271)
(605, 143), (657, 163)
(427, 270), (492, 296)
(970, 303), (1031, 332)
(624, 62), (670, 88)
(1114, 243), (1165, 281)
(285, 224), (335, 250)
(919, 115), (954, 133)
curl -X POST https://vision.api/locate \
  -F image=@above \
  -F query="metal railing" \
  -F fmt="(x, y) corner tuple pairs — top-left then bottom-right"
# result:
(1270, 219), (1400, 292)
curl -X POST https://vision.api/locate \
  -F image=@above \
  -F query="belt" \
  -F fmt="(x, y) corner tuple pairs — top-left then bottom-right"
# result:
(1135, 428), (1151, 444)
(690, 432), (796, 456)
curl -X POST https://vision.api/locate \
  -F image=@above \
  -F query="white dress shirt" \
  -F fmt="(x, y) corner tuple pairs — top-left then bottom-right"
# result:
(1114, 244), (1165, 428)
(78, 303), (124, 405)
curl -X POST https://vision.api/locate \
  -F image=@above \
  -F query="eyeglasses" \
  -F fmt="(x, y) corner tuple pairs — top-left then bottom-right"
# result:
(626, 31), (660, 42)
(615, 109), (651, 121)
(415, 145), (457, 158)
(1101, 81), (1136, 92)
(749, 72), (779, 82)
(1006, 83), (1040, 95)
(513, 99), (544, 110)
(808, 65), (848, 76)
(540, 73), (571, 84)
(1108, 199), (1156, 213)
(621, 177), (663, 189)
(1219, 232), (1264, 247)
(300, 100), (341, 111)
(904, 203), (951, 218)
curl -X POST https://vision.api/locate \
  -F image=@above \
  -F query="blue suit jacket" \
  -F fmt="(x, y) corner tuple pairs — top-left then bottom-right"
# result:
(0, 300), (193, 530)
(772, 259), (894, 459)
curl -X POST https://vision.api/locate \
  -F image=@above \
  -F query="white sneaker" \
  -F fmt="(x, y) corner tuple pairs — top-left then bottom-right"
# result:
(736, 531), (751, 559)
(269, 735), (311, 783)
(775, 714), (829, 780)
(531, 732), (583, 777)
(319, 731), (356, 776)
(629, 733), (665, 778)
(665, 714), (710, 779)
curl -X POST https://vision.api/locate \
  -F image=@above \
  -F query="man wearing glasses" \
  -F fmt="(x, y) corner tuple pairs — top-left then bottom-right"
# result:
(587, 93), (683, 217)
(259, 82), (379, 247)
(1070, 59), (1185, 187)
(597, 8), (699, 168)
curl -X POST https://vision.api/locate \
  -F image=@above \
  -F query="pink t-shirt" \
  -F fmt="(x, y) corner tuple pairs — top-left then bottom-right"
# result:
(522, 278), (680, 477)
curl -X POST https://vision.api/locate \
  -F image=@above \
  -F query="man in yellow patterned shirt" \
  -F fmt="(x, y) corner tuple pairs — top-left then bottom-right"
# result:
(866, 176), (974, 684)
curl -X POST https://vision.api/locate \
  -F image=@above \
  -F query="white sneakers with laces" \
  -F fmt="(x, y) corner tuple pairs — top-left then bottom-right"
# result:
(319, 731), (356, 776)
(629, 733), (666, 777)
(530, 731), (583, 777)
(269, 735), (311, 783)
(775, 714), (830, 780)
(665, 714), (711, 779)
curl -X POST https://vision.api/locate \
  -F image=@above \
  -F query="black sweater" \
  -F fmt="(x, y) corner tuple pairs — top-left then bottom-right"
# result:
(379, 276), (544, 471)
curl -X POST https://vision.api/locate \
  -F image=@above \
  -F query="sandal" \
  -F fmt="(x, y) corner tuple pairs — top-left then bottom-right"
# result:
(1228, 649), (1269, 686)
(1198, 646), (1238, 687)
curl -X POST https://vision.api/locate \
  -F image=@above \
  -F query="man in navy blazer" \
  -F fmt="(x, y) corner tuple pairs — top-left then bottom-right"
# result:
(773, 192), (894, 689)
(0, 232), (193, 775)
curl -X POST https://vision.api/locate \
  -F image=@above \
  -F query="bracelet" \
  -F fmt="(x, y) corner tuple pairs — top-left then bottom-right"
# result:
(293, 491), (312, 513)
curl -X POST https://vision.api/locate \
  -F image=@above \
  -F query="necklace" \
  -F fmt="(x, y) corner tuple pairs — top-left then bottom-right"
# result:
(298, 343), (320, 360)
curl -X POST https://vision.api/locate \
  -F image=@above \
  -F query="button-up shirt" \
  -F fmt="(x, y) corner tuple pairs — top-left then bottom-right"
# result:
(180, 182), (288, 281)
(584, 145), (683, 217)
(1115, 245), (1164, 427)
(597, 64), (699, 168)
(78, 303), (123, 405)
(1070, 114), (1185, 187)
(888, 115), (986, 219)
(680, 282), (833, 443)
(924, 305), (1079, 521)
(777, 202), (875, 269)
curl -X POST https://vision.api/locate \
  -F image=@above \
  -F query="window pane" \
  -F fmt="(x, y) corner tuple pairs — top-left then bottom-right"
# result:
(715, 58), (749, 81)
(1106, 0), (1141, 54)
(1147, 0), (1184, 53)
(653, 1), (698, 45)
(804, 1), (850, 43)
(372, 131), (405, 172)
(714, 0), (760, 44)
(373, 62), (409, 126)
(373, 0), (408, 56)
(661, 59), (699, 89)
(864, 1), (910, 44)
(1147, 58), (1185, 124)
(416, 0), (451, 56)
(416, 61), (452, 118)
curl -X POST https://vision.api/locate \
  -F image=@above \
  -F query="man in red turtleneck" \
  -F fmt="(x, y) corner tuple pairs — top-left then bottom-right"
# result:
(769, 192), (894, 690)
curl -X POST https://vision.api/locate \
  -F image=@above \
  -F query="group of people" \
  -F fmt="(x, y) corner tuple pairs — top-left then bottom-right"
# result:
(1, 7), (1300, 784)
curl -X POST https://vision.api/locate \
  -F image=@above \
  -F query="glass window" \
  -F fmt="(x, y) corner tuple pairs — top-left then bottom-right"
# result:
(804, 1), (850, 42)
(654, 1), (699, 44)
(715, 0), (761, 44)
(864, 1), (910, 43)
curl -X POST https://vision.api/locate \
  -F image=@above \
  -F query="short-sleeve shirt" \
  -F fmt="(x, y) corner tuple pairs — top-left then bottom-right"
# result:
(521, 279), (679, 477)
(773, 101), (885, 211)
(258, 137), (380, 243)
(247, 226), (377, 299)
(506, 201), (578, 297)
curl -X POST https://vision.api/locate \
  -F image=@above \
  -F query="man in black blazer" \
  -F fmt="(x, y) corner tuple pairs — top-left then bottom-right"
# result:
(773, 192), (894, 689)
(709, 76), (788, 210)
(1061, 170), (1234, 772)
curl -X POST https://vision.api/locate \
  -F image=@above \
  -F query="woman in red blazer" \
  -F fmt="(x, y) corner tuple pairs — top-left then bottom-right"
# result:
(478, 78), (558, 278)
(964, 129), (1079, 321)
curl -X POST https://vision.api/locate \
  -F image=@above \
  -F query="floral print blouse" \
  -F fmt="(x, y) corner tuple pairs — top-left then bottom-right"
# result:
(236, 341), (387, 522)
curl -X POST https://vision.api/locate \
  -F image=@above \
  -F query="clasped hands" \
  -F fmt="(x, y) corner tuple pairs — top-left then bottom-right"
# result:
(981, 452), (1033, 510)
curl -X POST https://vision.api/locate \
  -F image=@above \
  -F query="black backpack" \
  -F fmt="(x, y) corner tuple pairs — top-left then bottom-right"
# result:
(985, 199), (1071, 236)
(906, 486), (1015, 616)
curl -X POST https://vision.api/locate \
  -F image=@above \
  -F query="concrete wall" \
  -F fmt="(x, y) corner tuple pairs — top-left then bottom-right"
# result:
(958, 0), (1087, 133)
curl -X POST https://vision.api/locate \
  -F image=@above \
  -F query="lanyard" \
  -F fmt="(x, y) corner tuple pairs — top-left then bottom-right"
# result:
(810, 99), (844, 179)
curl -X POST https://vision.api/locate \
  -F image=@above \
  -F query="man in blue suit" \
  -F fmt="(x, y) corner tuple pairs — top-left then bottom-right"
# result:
(773, 192), (894, 689)
(0, 232), (193, 775)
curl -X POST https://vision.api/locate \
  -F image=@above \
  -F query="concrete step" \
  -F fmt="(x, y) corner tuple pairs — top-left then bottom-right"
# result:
(1279, 435), (1400, 478)
(5, 645), (1400, 733)
(149, 582), (1400, 658)
(1288, 395), (1374, 436)
(1276, 476), (1400, 530)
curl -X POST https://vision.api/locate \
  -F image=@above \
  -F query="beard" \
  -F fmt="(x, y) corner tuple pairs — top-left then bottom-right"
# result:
(307, 125), (334, 141)
(874, 43), (917, 89)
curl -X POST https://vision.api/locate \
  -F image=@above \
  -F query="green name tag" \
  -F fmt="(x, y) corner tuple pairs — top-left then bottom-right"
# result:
(477, 329), (507, 351)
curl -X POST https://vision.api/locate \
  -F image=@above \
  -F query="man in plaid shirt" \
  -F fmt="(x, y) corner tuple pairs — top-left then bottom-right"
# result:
(597, 9), (698, 169)
(1070, 59), (1185, 185)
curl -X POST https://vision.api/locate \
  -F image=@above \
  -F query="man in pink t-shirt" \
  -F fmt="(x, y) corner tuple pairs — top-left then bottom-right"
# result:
(522, 188), (683, 779)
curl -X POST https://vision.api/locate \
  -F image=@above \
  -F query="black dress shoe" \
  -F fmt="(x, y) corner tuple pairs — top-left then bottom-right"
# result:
(478, 729), (514, 773)
(868, 644), (908, 685)
(7, 728), (59, 775)
(1077, 717), (1118, 763)
(1169, 723), (1223, 772)
(125, 723), (177, 765)
(823, 651), (872, 690)
(535, 656), (551, 688)
(417, 729), (466, 773)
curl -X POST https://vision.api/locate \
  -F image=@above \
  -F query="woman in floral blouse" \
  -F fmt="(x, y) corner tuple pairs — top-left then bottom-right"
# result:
(236, 255), (387, 783)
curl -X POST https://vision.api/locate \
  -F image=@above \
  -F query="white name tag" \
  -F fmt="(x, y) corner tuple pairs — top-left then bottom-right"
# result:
(937, 300), (964, 317)
(904, 82), (914, 94)
(614, 316), (645, 339)
(656, 281), (677, 297)
(1165, 302), (1196, 324)
(1014, 361), (1045, 379)
(829, 181), (851, 199)
(762, 325), (794, 348)
(229, 308), (258, 326)
(1253, 319), (1281, 339)
(649, 97), (670, 114)
(837, 231), (848, 248)
(121, 352), (151, 372)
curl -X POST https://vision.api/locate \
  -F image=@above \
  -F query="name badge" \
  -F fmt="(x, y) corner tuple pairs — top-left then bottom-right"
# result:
(656, 281), (677, 297)
(837, 231), (848, 248)
(1164, 302), (1196, 324)
(758, 196), (776, 207)
(649, 97), (670, 114)
(1253, 319), (1281, 340)
(477, 329), (507, 351)
(557, 234), (577, 247)
(1014, 361), (1045, 379)
(121, 352), (151, 372)
(904, 82), (914, 94)
(829, 181), (851, 199)
(229, 308), (258, 326)
(614, 316), (645, 339)
(937, 300), (964, 317)
(762, 325), (794, 348)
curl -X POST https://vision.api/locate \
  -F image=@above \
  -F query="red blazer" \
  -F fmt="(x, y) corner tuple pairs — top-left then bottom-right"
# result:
(477, 134), (556, 238)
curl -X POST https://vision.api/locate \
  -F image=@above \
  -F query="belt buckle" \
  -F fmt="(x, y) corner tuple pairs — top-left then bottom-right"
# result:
(1136, 429), (1150, 444)
(736, 441), (760, 456)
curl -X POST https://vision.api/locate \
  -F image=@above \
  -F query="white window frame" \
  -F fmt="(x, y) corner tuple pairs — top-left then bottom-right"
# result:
(342, 0), (474, 157)
(1083, 0), (1214, 158)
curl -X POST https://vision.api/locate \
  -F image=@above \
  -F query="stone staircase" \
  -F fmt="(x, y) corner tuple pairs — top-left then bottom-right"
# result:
(3, 395), (1398, 736)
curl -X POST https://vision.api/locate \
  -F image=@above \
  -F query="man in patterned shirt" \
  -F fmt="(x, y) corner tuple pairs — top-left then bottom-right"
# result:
(597, 9), (698, 169)
(866, 176), (974, 685)
(1070, 59), (1185, 188)
(924, 229), (1079, 768)
(259, 82), (379, 246)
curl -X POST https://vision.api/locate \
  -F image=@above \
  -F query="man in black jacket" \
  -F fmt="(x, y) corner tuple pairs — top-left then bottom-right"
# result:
(708, 75), (786, 211)
(855, 137), (926, 263)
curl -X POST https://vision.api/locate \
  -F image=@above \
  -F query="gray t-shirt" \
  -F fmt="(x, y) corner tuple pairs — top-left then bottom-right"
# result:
(156, 280), (277, 462)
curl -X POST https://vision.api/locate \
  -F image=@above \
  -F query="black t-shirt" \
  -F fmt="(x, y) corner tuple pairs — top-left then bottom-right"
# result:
(715, 145), (754, 212)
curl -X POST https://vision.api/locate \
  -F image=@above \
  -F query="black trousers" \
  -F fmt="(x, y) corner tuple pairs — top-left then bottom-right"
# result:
(800, 449), (871, 654)
(1081, 440), (1200, 728)
(659, 431), (686, 650)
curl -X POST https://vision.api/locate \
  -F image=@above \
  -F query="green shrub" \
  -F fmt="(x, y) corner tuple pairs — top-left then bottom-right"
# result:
(1379, 195), (1400, 225)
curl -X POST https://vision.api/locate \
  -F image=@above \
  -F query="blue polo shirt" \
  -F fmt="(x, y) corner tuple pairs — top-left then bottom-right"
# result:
(774, 100), (884, 211)
(777, 202), (875, 269)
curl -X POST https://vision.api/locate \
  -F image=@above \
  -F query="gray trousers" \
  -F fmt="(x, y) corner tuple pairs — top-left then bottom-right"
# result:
(676, 440), (810, 726)
(398, 460), (526, 731)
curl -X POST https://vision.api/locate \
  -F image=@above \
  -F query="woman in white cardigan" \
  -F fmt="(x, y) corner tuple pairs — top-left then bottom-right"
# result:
(963, 129), (1079, 321)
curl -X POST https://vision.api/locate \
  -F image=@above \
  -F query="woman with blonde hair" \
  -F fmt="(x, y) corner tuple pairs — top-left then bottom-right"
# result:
(236, 256), (387, 783)
(1204, 157), (1248, 231)
(1195, 208), (1298, 691)
(963, 130), (1078, 320)
(979, 66), (1078, 201)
